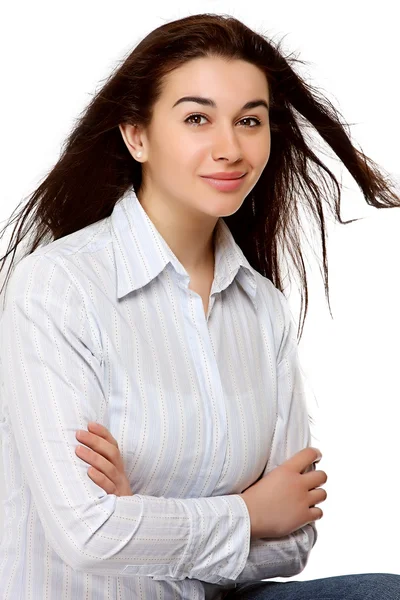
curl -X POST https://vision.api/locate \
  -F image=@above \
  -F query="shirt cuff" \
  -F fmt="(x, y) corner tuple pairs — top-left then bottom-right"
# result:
(174, 494), (251, 583)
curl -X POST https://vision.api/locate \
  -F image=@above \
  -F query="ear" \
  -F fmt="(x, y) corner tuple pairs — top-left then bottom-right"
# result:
(118, 123), (147, 162)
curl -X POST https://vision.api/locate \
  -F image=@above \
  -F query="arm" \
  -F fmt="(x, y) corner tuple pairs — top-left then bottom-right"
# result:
(214, 288), (318, 585)
(0, 253), (251, 583)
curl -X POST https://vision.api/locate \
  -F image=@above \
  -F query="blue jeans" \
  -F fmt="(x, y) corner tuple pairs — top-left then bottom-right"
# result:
(224, 573), (400, 599)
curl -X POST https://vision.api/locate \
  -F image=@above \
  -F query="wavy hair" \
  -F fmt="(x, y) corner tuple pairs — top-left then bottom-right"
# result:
(1, 13), (399, 341)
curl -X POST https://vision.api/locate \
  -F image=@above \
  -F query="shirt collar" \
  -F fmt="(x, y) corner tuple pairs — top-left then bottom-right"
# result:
(110, 186), (258, 308)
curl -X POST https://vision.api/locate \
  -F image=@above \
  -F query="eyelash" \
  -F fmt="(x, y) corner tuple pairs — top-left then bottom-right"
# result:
(184, 113), (262, 128)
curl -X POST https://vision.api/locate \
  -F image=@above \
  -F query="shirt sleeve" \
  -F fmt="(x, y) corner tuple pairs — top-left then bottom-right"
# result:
(214, 288), (319, 585)
(0, 253), (251, 583)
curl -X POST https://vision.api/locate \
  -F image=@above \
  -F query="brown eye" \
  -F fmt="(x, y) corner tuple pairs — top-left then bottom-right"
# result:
(185, 114), (207, 126)
(239, 117), (261, 127)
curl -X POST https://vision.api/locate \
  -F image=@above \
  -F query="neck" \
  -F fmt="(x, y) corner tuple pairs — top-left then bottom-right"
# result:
(137, 187), (218, 275)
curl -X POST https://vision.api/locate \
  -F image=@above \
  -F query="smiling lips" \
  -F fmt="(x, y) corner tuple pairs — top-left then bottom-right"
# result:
(201, 171), (246, 179)
(200, 172), (247, 191)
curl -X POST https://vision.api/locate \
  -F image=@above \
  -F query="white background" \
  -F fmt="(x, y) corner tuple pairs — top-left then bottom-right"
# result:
(1, 0), (399, 582)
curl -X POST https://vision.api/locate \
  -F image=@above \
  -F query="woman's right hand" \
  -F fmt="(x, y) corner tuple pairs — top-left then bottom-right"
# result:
(240, 447), (327, 539)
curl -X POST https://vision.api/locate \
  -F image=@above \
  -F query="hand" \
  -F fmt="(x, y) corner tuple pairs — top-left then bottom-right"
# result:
(75, 422), (133, 496)
(241, 447), (327, 539)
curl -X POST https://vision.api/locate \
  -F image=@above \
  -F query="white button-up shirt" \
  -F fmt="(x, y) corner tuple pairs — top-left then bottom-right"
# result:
(0, 186), (317, 599)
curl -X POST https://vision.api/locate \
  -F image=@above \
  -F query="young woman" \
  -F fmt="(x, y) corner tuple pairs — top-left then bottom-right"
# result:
(0, 12), (399, 600)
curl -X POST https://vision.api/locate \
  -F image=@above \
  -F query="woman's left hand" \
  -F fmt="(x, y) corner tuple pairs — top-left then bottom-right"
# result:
(75, 422), (133, 496)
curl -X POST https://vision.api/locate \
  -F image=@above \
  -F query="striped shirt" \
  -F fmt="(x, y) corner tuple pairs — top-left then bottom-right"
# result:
(0, 186), (317, 599)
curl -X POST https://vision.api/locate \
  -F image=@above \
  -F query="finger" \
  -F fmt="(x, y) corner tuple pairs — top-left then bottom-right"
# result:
(87, 422), (119, 447)
(87, 467), (117, 495)
(75, 445), (119, 484)
(76, 430), (119, 465)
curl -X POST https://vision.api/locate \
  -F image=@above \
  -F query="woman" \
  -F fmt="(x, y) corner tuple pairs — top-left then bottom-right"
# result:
(0, 12), (399, 600)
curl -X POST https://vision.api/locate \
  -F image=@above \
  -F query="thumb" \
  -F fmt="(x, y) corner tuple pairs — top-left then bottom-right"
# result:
(283, 447), (322, 473)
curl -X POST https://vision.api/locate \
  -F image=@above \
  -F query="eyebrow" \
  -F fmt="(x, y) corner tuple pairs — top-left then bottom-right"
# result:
(172, 96), (269, 111)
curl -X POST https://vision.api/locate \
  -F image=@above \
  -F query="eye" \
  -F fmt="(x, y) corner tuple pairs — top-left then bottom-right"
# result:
(184, 114), (262, 128)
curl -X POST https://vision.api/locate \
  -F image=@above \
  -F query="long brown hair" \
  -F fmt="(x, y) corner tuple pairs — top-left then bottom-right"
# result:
(1, 13), (398, 340)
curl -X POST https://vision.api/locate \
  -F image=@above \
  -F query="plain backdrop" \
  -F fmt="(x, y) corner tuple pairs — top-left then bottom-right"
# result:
(1, 0), (399, 583)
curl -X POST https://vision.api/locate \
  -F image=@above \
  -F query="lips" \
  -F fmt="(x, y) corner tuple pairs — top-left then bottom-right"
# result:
(201, 172), (246, 180)
(200, 173), (247, 191)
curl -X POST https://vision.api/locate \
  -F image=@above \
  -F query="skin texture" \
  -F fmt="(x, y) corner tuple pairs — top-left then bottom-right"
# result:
(75, 422), (133, 496)
(118, 55), (271, 276)
(240, 447), (327, 538)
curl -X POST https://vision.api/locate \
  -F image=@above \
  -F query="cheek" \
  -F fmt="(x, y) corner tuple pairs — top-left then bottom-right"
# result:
(169, 136), (207, 169)
(261, 145), (271, 168)
(248, 137), (271, 169)
(151, 137), (182, 172)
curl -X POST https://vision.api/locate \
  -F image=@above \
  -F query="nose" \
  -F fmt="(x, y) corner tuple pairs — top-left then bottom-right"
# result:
(211, 123), (243, 162)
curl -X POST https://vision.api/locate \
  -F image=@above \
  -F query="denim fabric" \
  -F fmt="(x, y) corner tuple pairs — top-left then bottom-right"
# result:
(225, 573), (400, 599)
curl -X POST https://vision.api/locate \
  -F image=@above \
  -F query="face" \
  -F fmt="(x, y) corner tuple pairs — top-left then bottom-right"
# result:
(120, 56), (271, 223)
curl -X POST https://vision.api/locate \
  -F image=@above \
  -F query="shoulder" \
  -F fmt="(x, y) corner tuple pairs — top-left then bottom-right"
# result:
(5, 217), (110, 300)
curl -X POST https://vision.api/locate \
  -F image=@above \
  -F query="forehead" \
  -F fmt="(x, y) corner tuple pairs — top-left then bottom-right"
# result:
(160, 56), (269, 102)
